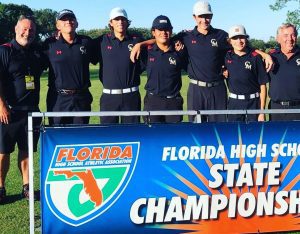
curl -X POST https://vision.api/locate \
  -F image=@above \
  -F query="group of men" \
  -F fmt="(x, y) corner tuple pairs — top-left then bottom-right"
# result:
(0, 1), (299, 203)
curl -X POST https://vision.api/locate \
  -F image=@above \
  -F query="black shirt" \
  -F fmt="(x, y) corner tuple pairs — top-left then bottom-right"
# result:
(43, 34), (96, 90)
(269, 47), (300, 101)
(0, 39), (46, 108)
(175, 26), (230, 82)
(225, 48), (268, 94)
(94, 32), (143, 89)
(141, 43), (187, 96)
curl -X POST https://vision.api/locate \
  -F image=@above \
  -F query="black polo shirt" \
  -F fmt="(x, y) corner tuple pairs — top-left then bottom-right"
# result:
(0, 39), (46, 109)
(225, 48), (268, 94)
(269, 47), (300, 101)
(43, 34), (96, 90)
(175, 26), (230, 82)
(94, 32), (143, 89)
(140, 43), (187, 96)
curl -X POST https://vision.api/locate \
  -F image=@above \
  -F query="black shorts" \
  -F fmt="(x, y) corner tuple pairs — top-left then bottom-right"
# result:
(143, 93), (183, 123)
(0, 110), (41, 154)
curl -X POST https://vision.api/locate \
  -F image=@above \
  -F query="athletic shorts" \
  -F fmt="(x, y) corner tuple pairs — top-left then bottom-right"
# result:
(0, 110), (41, 154)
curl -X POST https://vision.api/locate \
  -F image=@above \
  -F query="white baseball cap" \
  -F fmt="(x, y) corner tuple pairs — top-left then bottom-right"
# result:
(228, 25), (249, 39)
(193, 1), (213, 16)
(109, 7), (128, 20)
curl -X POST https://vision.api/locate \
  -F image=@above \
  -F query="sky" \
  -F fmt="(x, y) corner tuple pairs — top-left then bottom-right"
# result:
(1, 0), (298, 41)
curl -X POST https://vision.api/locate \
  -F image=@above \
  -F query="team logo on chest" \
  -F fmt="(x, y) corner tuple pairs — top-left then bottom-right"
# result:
(80, 46), (87, 55)
(296, 58), (300, 66)
(128, 44), (133, 52)
(169, 57), (176, 65)
(211, 39), (218, 47)
(245, 61), (252, 70)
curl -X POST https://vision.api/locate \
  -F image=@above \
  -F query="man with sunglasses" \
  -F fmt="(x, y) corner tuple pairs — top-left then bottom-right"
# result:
(43, 9), (96, 125)
(94, 7), (143, 124)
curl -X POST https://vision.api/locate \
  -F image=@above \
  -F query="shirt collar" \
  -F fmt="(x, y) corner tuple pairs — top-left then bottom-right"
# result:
(11, 39), (32, 51)
(153, 42), (175, 53)
(192, 26), (214, 36)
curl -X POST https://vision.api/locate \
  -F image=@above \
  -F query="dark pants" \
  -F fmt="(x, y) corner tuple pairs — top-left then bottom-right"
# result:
(46, 88), (57, 125)
(187, 82), (227, 122)
(100, 91), (141, 124)
(269, 101), (300, 121)
(52, 91), (93, 125)
(227, 98), (260, 122)
(0, 109), (41, 153)
(143, 93), (183, 123)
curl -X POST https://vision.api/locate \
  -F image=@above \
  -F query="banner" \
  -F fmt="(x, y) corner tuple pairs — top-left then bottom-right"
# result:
(41, 122), (300, 233)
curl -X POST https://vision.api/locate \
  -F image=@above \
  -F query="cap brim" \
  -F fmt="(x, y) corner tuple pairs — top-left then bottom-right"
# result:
(153, 26), (173, 30)
(56, 13), (76, 21)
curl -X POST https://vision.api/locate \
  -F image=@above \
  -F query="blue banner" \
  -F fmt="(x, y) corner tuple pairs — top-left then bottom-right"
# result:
(41, 122), (300, 233)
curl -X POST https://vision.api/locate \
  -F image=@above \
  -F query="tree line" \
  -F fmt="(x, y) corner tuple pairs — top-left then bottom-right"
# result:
(0, 2), (299, 51)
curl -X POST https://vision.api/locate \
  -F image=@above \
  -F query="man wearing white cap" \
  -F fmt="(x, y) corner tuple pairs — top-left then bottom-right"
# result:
(94, 7), (143, 124)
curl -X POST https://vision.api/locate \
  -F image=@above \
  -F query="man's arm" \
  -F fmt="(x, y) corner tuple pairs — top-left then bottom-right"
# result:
(254, 49), (274, 72)
(258, 84), (267, 122)
(130, 39), (155, 63)
(0, 48), (10, 124)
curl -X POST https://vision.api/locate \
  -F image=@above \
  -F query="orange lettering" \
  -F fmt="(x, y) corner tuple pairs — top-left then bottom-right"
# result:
(57, 148), (69, 162)
(91, 147), (102, 160)
(109, 146), (121, 159)
(77, 147), (91, 161)
(66, 148), (76, 161)
(102, 147), (109, 160)
(121, 146), (132, 159)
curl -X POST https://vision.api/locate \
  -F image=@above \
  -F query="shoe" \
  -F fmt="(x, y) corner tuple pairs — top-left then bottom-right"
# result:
(21, 184), (39, 201)
(21, 184), (29, 200)
(0, 187), (6, 203)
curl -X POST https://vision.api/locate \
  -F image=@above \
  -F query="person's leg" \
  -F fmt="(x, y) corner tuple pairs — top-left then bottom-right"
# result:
(165, 95), (183, 123)
(0, 154), (10, 188)
(207, 84), (227, 122)
(73, 92), (93, 124)
(187, 84), (206, 122)
(100, 94), (120, 124)
(18, 150), (29, 185)
(121, 92), (141, 123)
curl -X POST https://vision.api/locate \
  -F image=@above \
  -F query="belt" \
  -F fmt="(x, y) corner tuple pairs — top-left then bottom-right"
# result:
(190, 78), (222, 88)
(149, 92), (177, 99)
(8, 105), (38, 111)
(273, 100), (300, 106)
(57, 89), (88, 95)
(102, 86), (139, 94)
(229, 92), (259, 100)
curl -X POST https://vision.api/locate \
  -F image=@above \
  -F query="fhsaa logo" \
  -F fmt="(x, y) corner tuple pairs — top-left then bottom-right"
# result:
(45, 142), (140, 226)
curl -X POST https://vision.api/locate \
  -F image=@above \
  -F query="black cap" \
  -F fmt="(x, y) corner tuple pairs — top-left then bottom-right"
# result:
(56, 9), (76, 21)
(152, 15), (173, 30)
